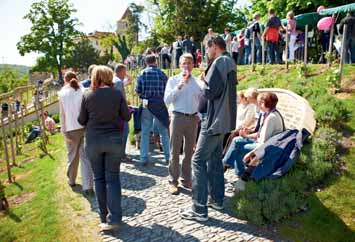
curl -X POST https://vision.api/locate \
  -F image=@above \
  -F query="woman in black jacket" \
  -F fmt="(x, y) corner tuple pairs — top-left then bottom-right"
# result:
(78, 65), (131, 231)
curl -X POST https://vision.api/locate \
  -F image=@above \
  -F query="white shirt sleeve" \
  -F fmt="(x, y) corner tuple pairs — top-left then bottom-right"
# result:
(164, 77), (180, 105)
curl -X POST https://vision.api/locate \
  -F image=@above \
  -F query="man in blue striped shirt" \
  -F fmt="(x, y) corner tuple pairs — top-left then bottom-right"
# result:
(135, 55), (170, 165)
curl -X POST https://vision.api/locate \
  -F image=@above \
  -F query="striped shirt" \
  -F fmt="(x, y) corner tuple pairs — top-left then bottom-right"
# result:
(136, 65), (168, 99)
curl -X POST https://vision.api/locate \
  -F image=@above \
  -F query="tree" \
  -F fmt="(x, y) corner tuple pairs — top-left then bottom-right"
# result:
(149, 0), (244, 44)
(66, 37), (102, 73)
(124, 3), (146, 47)
(248, 0), (351, 20)
(17, 0), (81, 82)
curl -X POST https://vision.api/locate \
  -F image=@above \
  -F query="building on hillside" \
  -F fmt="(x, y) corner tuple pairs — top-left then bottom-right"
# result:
(116, 7), (138, 43)
(29, 72), (52, 85)
(86, 31), (118, 57)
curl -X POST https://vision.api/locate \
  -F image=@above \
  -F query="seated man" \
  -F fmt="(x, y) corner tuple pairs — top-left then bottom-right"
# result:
(223, 92), (285, 186)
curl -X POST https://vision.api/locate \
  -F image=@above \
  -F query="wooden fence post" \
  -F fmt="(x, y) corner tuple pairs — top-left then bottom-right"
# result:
(339, 24), (348, 88)
(327, 14), (335, 68)
(7, 106), (16, 166)
(20, 105), (25, 143)
(262, 38), (265, 66)
(34, 90), (48, 154)
(304, 25), (309, 76)
(14, 109), (20, 154)
(251, 32), (256, 71)
(1, 112), (12, 183)
(285, 31), (289, 70)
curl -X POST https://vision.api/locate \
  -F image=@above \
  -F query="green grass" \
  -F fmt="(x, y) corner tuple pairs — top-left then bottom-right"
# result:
(0, 134), (99, 242)
(277, 94), (355, 242)
(0, 136), (63, 242)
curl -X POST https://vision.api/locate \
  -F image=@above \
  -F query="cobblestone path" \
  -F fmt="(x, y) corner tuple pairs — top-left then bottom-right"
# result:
(92, 145), (280, 242)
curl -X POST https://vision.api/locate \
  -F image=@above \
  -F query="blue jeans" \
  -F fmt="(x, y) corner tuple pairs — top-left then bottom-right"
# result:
(346, 37), (355, 64)
(85, 134), (124, 224)
(123, 121), (129, 154)
(25, 128), (40, 143)
(192, 129), (225, 216)
(140, 108), (170, 162)
(254, 38), (262, 64)
(267, 41), (280, 64)
(222, 136), (258, 176)
(244, 45), (251, 65)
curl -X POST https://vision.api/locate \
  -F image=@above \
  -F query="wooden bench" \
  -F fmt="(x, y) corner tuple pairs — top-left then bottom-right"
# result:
(258, 88), (316, 135)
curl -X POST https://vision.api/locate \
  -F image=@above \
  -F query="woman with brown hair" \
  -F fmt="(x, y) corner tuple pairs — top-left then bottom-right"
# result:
(58, 71), (93, 194)
(223, 92), (285, 182)
(78, 65), (131, 231)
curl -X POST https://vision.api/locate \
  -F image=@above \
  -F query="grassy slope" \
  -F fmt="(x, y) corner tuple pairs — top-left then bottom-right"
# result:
(237, 64), (355, 242)
(0, 134), (99, 242)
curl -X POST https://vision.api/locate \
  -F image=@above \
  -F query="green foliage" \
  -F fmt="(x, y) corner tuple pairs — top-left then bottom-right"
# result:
(310, 94), (348, 126)
(0, 66), (28, 94)
(51, 113), (59, 123)
(235, 127), (340, 225)
(326, 68), (341, 89)
(234, 65), (349, 225)
(248, 0), (350, 21)
(124, 3), (146, 48)
(113, 35), (131, 61)
(17, 0), (81, 81)
(0, 65), (31, 76)
(0, 180), (5, 199)
(150, 0), (246, 43)
(65, 36), (102, 73)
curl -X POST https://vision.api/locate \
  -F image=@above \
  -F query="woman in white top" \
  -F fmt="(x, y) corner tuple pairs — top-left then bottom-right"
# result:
(58, 71), (93, 194)
(231, 36), (239, 64)
(224, 28), (232, 54)
(236, 91), (257, 130)
(223, 92), (284, 176)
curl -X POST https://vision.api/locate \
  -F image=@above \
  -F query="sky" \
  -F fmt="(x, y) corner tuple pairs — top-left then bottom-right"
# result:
(0, 0), (249, 67)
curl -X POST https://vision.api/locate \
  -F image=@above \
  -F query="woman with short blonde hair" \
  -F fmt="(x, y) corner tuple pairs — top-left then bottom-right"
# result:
(78, 65), (131, 231)
(91, 65), (114, 90)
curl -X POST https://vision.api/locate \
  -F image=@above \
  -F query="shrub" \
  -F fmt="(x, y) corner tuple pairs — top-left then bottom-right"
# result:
(234, 127), (340, 225)
(51, 113), (60, 123)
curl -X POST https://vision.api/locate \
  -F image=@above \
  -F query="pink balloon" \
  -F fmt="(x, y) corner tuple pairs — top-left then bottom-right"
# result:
(317, 5), (325, 14)
(317, 17), (333, 31)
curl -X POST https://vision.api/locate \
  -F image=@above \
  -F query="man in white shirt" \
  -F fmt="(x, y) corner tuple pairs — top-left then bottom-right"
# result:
(164, 53), (202, 195)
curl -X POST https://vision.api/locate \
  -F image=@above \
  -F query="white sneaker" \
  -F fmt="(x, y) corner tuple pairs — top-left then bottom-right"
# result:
(234, 179), (246, 192)
(98, 223), (120, 231)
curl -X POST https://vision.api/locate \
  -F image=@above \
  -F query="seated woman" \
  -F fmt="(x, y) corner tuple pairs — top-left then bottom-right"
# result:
(223, 88), (258, 155)
(223, 92), (285, 177)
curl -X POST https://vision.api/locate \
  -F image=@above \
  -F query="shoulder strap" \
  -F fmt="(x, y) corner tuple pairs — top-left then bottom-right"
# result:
(275, 110), (286, 131)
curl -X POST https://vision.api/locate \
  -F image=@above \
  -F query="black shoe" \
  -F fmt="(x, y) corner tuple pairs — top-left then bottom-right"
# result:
(83, 189), (95, 197)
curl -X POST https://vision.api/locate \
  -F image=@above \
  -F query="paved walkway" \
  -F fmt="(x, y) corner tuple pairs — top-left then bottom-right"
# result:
(92, 145), (280, 242)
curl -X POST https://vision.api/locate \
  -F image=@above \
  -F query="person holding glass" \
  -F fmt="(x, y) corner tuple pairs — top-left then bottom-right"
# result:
(164, 53), (202, 195)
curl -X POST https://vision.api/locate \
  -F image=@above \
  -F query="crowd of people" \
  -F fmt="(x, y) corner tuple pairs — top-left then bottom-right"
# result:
(121, 9), (355, 70)
(52, 34), (295, 232)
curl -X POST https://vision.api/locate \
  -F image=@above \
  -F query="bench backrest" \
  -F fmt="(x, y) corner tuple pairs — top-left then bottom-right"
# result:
(258, 88), (316, 134)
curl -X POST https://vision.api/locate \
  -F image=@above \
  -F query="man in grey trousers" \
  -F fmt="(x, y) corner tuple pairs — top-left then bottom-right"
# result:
(180, 36), (237, 221)
(164, 53), (202, 195)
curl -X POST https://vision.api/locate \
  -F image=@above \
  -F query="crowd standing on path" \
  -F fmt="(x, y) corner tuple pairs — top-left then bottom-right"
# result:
(55, 36), (298, 233)
(52, 9), (355, 233)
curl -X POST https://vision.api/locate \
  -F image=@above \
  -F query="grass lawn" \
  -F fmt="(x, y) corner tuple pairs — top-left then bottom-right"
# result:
(0, 134), (99, 242)
(277, 94), (355, 242)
